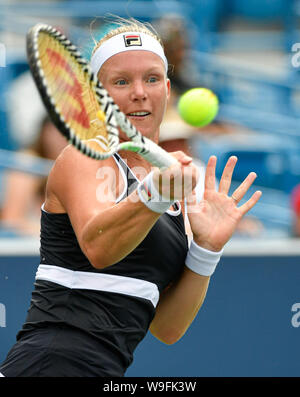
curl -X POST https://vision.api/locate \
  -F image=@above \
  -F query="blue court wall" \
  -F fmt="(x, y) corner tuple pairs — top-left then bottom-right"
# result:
(0, 239), (299, 377)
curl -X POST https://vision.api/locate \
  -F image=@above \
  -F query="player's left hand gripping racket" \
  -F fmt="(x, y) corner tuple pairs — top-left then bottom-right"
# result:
(26, 23), (177, 170)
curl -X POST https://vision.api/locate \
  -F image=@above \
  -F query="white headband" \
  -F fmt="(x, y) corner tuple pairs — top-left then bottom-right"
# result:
(90, 31), (168, 75)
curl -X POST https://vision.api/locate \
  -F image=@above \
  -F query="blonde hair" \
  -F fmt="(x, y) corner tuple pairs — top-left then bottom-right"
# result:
(91, 16), (164, 57)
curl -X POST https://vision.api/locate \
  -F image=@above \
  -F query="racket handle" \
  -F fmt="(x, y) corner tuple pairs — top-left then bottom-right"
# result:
(119, 138), (177, 170)
(141, 137), (178, 170)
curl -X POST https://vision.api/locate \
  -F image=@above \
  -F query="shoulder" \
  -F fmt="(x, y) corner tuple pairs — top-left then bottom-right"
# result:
(49, 145), (121, 183)
(45, 145), (120, 212)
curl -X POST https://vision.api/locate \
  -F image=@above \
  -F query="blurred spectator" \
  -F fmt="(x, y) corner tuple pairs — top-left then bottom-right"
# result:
(0, 72), (66, 236)
(152, 14), (200, 97)
(156, 14), (264, 238)
(159, 105), (264, 239)
(159, 103), (205, 238)
(291, 184), (300, 237)
(154, 13), (206, 201)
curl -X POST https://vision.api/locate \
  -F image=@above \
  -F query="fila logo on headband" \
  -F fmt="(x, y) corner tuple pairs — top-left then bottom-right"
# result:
(124, 34), (142, 47)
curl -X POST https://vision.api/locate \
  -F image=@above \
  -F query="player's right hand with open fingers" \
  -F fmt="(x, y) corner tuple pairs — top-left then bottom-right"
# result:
(152, 151), (199, 201)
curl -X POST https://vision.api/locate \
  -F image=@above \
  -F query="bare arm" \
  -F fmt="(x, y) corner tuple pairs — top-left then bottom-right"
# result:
(46, 146), (196, 268)
(150, 268), (210, 344)
(150, 155), (262, 344)
(46, 146), (161, 268)
(81, 193), (161, 268)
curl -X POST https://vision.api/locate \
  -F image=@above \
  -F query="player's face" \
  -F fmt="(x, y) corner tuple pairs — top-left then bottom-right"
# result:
(99, 50), (170, 142)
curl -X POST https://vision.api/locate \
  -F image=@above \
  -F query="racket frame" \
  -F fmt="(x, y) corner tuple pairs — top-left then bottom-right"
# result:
(26, 23), (177, 169)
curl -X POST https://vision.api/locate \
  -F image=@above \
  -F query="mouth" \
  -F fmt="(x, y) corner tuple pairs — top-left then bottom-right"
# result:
(126, 111), (151, 118)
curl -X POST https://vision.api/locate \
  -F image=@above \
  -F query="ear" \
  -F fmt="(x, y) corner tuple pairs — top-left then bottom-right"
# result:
(166, 78), (171, 100)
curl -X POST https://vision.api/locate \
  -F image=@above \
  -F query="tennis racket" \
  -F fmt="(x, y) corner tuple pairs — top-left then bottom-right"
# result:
(26, 23), (177, 170)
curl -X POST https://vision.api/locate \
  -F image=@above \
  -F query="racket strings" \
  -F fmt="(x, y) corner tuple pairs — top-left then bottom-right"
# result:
(38, 30), (112, 154)
(93, 83), (143, 147)
(28, 24), (176, 167)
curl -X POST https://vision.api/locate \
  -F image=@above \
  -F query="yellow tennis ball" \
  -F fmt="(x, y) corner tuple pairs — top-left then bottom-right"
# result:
(178, 87), (219, 127)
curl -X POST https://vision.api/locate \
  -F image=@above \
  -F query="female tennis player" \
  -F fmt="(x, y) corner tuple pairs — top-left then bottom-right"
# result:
(0, 18), (261, 377)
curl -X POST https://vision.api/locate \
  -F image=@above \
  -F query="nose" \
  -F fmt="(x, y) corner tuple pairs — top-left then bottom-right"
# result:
(130, 80), (147, 101)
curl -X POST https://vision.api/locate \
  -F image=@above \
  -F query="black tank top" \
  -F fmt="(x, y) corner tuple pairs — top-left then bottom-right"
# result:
(18, 154), (188, 376)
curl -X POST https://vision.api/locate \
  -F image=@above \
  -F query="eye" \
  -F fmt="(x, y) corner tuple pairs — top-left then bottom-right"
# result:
(147, 76), (158, 83)
(115, 79), (127, 86)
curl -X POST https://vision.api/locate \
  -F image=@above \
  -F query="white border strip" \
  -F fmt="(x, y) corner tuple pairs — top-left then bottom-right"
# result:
(35, 264), (159, 307)
(1, 238), (300, 257)
(112, 154), (130, 203)
(0, 238), (40, 256)
(223, 237), (300, 256)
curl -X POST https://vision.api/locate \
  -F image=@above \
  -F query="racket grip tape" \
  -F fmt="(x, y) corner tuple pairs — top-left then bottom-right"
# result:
(141, 137), (178, 170)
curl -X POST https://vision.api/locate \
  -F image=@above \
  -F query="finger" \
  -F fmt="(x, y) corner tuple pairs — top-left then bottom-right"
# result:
(182, 163), (199, 198)
(170, 151), (193, 165)
(231, 172), (257, 203)
(204, 155), (217, 191)
(218, 156), (238, 195)
(239, 190), (262, 215)
(181, 157), (193, 166)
